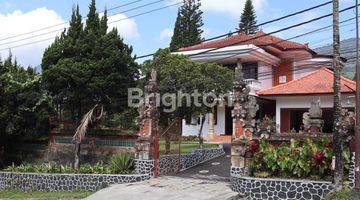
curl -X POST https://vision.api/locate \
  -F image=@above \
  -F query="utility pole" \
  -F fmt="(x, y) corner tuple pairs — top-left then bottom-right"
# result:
(355, 0), (360, 189)
(332, 0), (344, 189)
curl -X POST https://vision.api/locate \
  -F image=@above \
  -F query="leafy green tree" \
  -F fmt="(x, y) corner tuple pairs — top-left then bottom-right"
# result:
(0, 54), (52, 137)
(239, 0), (258, 34)
(0, 53), (53, 167)
(42, 1), (138, 120)
(170, 0), (204, 51)
(142, 49), (234, 151)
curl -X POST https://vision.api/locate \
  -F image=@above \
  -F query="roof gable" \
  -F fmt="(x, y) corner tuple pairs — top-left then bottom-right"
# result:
(179, 30), (313, 54)
(257, 67), (356, 96)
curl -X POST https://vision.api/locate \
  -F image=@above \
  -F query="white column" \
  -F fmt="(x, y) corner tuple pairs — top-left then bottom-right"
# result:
(276, 100), (281, 133)
(208, 113), (215, 140)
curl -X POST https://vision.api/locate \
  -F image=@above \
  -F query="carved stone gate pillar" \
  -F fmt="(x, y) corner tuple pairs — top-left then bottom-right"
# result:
(230, 61), (258, 176)
(135, 70), (160, 177)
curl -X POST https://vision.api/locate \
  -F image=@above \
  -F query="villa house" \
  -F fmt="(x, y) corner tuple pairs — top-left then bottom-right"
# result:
(175, 30), (356, 142)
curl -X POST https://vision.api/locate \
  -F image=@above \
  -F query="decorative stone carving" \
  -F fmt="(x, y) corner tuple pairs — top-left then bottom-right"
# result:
(135, 69), (160, 176)
(231, 61), (259, 174)
(231, 63), (259, 140)
(256, 115), (276, 139)
(303, 99), (324, 133)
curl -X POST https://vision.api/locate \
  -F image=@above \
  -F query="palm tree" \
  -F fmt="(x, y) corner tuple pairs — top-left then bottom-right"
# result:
(73, 104), (103, 170)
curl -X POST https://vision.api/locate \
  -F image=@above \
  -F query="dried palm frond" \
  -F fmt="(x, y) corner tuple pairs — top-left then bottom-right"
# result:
(73, 104), (103, 143)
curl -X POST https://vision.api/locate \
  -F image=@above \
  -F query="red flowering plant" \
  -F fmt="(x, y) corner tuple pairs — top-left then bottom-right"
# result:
(248, 138), (347, 180)
(246, 139), (259, 156)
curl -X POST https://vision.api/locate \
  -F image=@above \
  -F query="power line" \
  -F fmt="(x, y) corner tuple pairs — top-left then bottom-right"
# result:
(0, 0), (168, 43)
(194, 16), (357, 65)
(0, 1), (182, 52)
(136, 0), (334, 59)
(186, 4), (358, 60)
(0, 0), (175, 47)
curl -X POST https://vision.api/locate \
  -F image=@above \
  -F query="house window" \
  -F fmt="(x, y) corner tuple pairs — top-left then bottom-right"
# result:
(279, 75), (287, 84)
(243, 62), (258, 80)
(223, 62), (258, 80)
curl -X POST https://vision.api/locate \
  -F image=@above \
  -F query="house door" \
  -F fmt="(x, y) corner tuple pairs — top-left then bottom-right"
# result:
(225, 106), (233, 135)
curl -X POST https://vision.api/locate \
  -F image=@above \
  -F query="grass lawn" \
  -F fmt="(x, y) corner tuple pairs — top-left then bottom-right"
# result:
(0, 190), (93, 200)
(159, 140), (219, 155)
(325, 188), (360, 200)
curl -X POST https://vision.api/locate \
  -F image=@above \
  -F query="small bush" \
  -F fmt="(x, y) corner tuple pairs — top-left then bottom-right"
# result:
(3, 154), (134, 175)
(325, 188), (360, 200)
(249, 138), (350, 180)
(109, 153), (134, 174)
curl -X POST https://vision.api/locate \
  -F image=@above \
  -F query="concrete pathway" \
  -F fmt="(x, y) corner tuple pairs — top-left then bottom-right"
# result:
(86, 143), (236, 200)
(85, 176), (238, 200)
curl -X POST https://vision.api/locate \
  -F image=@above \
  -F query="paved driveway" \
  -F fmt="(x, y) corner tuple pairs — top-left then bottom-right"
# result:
(176, 143), (231, 182)
(86, 143), (236, 200)
(85, 176), (238, 200)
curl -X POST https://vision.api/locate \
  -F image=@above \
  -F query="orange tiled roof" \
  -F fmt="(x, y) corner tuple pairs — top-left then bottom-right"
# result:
(179, 30), (312, 52)
(257, 67), (356, 96)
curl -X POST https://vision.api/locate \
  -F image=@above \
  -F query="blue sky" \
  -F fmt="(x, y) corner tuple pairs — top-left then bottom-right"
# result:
(0, 0), (357, 67)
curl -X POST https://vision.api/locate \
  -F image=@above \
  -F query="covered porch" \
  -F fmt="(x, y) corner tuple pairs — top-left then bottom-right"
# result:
(257, 67), (356, 133)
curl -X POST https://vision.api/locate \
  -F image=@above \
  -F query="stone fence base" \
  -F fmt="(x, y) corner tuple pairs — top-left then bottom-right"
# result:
(231, 176), (333, 200)
(0, 147), (224, 192)
(158, 147), (225, 175)
(134, 147), (225, 176)
(0, 172), (150, 192)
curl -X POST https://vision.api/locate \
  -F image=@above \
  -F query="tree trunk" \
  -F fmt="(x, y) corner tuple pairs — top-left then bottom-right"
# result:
(74, 142), (81, 170)
(332, 0), (344, 190)
(198, 116), (205, 149)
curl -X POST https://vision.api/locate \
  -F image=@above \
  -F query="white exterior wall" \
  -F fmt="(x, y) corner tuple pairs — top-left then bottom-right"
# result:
(181, 105), (226, 138)
(293, 58), (332, 80)
(182, 114), (209, 137)
(248, 62), (274, 95)
(181, 61), (275, 137)
(274, 94), (355, 132)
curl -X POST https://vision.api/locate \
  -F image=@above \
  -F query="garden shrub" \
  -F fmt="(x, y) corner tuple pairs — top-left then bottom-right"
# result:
(248, 138), (350, 180)
(3, 153), (134, 174)
(109, 153), (134, 174)
(325, 188), (360, 200)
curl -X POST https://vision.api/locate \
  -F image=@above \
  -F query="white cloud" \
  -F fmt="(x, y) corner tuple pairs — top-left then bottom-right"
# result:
(203, 27), (211, 38)
(168, 0), (267, 17)
(203, 0), (267, 17)
(0, 8), (66, 67)
(159, 28), (173, 41)
(0, 9), (140, 67)
(105, 13), (140, 39)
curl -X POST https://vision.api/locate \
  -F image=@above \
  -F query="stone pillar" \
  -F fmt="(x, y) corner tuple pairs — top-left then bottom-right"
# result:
(231, 61), (258, 176)
(135, 70), (160, 177)
(308, 99), (324, 133)
(208, 112), (215, 141)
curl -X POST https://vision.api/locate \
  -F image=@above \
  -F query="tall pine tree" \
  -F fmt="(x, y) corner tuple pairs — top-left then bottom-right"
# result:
(170, 0), (204, 51)
(239, 0), (258, 35)
(42, 1), (138, 120)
